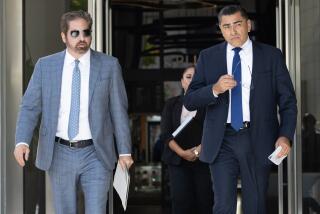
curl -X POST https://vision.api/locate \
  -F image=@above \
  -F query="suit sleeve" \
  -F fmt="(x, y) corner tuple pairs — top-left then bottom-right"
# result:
(109, 59), (132, 154)
(15, 59), (43, 145)
(275, 49), (297, 141)
(184, 51), (218, 111)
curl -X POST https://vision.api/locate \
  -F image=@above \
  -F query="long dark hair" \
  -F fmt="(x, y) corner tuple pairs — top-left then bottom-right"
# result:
(181, 65), (195, 80)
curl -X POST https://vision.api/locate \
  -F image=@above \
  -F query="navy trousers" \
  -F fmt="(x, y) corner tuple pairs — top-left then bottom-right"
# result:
(168, 161), (213, 214)
(209, 127), (259, 214)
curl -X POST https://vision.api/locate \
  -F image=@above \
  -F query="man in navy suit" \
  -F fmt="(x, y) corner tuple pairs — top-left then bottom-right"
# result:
(13, 10), (133, 214)
(184, 5), (297, 214)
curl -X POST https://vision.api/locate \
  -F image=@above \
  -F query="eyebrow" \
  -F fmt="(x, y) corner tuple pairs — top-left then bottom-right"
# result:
(222, 20), (243, 27)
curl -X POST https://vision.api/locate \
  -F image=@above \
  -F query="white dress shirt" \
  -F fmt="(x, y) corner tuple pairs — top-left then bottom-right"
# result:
(55, 50), (92, 140)
(226, 38), (253, 123)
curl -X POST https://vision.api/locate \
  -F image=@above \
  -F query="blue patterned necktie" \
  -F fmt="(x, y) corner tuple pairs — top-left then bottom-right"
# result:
(231, 47), (243, 131)
(68, 59), (81, 140)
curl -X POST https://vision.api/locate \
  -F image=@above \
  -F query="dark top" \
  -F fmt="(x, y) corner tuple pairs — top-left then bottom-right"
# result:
(160, 95), (205, 165)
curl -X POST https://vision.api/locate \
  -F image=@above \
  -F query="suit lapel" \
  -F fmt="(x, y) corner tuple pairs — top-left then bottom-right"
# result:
(51, 51), (65, 117)
(218, 42), (228, 76)
(250, 41), (262, 110)
(89, 50), (101, 104)
(218, 42), (229, 104)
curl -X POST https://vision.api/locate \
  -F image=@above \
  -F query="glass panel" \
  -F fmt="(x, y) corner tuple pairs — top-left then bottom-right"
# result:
(24, 1), (87, 213)
(300, 0), (320, 213)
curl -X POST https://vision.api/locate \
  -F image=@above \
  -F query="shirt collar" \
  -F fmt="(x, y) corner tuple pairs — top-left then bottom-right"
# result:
(227, 38), (252, 54)
(65, 49), (91, 66)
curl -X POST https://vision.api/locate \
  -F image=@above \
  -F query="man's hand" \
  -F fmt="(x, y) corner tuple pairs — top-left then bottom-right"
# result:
(275, 136), (291, 158)
(14, 144), (30, 167)
(212, 74), (237, 95)
(118, 156), (134, 170)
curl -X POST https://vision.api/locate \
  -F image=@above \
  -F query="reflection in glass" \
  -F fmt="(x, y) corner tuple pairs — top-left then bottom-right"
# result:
(300, 0), (320, 212)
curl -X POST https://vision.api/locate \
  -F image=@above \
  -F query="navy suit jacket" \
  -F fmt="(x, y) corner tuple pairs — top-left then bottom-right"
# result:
(184, 41), (297, 166)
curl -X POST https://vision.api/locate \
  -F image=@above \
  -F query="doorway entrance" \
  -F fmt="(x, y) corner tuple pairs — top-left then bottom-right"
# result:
(88, 0), (301, 213)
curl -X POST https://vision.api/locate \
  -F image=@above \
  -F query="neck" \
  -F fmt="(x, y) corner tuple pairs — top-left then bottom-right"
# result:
(67, 49), (88, 59)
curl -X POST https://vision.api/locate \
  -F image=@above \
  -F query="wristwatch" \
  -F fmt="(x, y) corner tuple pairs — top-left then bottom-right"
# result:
(194, 149), (199, 157)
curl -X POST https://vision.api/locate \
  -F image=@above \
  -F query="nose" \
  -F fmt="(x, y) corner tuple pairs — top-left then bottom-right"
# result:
(231, 25), (237, 35)
(79, 33), (85, 41)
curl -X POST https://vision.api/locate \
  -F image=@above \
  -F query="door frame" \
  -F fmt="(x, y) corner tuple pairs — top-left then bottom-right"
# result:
(88, 1), (114, 213)
(277, 0), (302, 213)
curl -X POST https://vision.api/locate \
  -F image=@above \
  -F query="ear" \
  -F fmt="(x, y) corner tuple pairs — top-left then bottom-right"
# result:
(61, 32), (66, 43)
(247, 19), (252, 32)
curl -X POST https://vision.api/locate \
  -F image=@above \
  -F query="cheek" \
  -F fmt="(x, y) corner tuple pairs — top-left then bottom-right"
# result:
(181, 80), (187, 87)
(85, 37), (92, 43)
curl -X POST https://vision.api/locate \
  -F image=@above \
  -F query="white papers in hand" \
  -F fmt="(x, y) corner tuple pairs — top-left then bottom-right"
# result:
(172, 115), (193, 137)
(113, 162), (130, 210)
(268, 146), (287, 165)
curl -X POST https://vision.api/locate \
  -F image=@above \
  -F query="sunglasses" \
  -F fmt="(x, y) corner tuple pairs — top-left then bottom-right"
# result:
(70, 29), (92, 38)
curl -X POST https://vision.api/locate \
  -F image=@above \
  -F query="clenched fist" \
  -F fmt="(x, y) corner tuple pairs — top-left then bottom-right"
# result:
(212, 74), (237, 95)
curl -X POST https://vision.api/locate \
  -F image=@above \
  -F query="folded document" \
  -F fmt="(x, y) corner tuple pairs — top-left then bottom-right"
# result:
(113, 162), (130, 210)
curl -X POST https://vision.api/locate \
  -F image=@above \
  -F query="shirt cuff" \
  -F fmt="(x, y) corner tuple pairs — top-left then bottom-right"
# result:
(212, 90), (218, 97)
(16, 142), (29, 147)
(119, 154), (131, 157)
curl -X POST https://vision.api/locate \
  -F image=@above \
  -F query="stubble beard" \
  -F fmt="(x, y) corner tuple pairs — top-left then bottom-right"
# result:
(76, 42), (89, 53)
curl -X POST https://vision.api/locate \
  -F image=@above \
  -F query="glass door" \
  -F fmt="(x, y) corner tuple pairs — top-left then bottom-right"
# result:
(276, 0), (301, 213)
(88, 1), (113, 213)
(299, 0), (320, 213)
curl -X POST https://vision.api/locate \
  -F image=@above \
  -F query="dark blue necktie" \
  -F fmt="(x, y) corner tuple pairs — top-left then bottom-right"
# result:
(231, 47), (243, 131)
(68, 59), (81, 140)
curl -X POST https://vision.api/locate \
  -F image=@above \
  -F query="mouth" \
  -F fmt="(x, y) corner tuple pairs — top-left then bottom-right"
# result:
(77, 42), (87, 46)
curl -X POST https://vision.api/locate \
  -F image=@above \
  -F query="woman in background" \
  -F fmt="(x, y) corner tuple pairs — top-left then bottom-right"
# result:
(160, 65), (213, 214)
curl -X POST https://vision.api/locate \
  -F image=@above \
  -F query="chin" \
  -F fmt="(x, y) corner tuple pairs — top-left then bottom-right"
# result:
(77, 47), (89, 53)
(230, 42), (243, 47)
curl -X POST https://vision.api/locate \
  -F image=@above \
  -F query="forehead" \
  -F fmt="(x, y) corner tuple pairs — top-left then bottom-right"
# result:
(68, 18), (89, 30)
(184, 67), (195, 75)
(220, 12), (245, 25)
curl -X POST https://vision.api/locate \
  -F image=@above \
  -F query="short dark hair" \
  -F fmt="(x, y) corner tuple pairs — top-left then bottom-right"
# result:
(218, 5), (249, 24)
(60, 10), (92, 34)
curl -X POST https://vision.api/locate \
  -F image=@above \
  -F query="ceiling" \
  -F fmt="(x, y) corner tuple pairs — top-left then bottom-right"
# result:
(112, 0), (239, 10)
